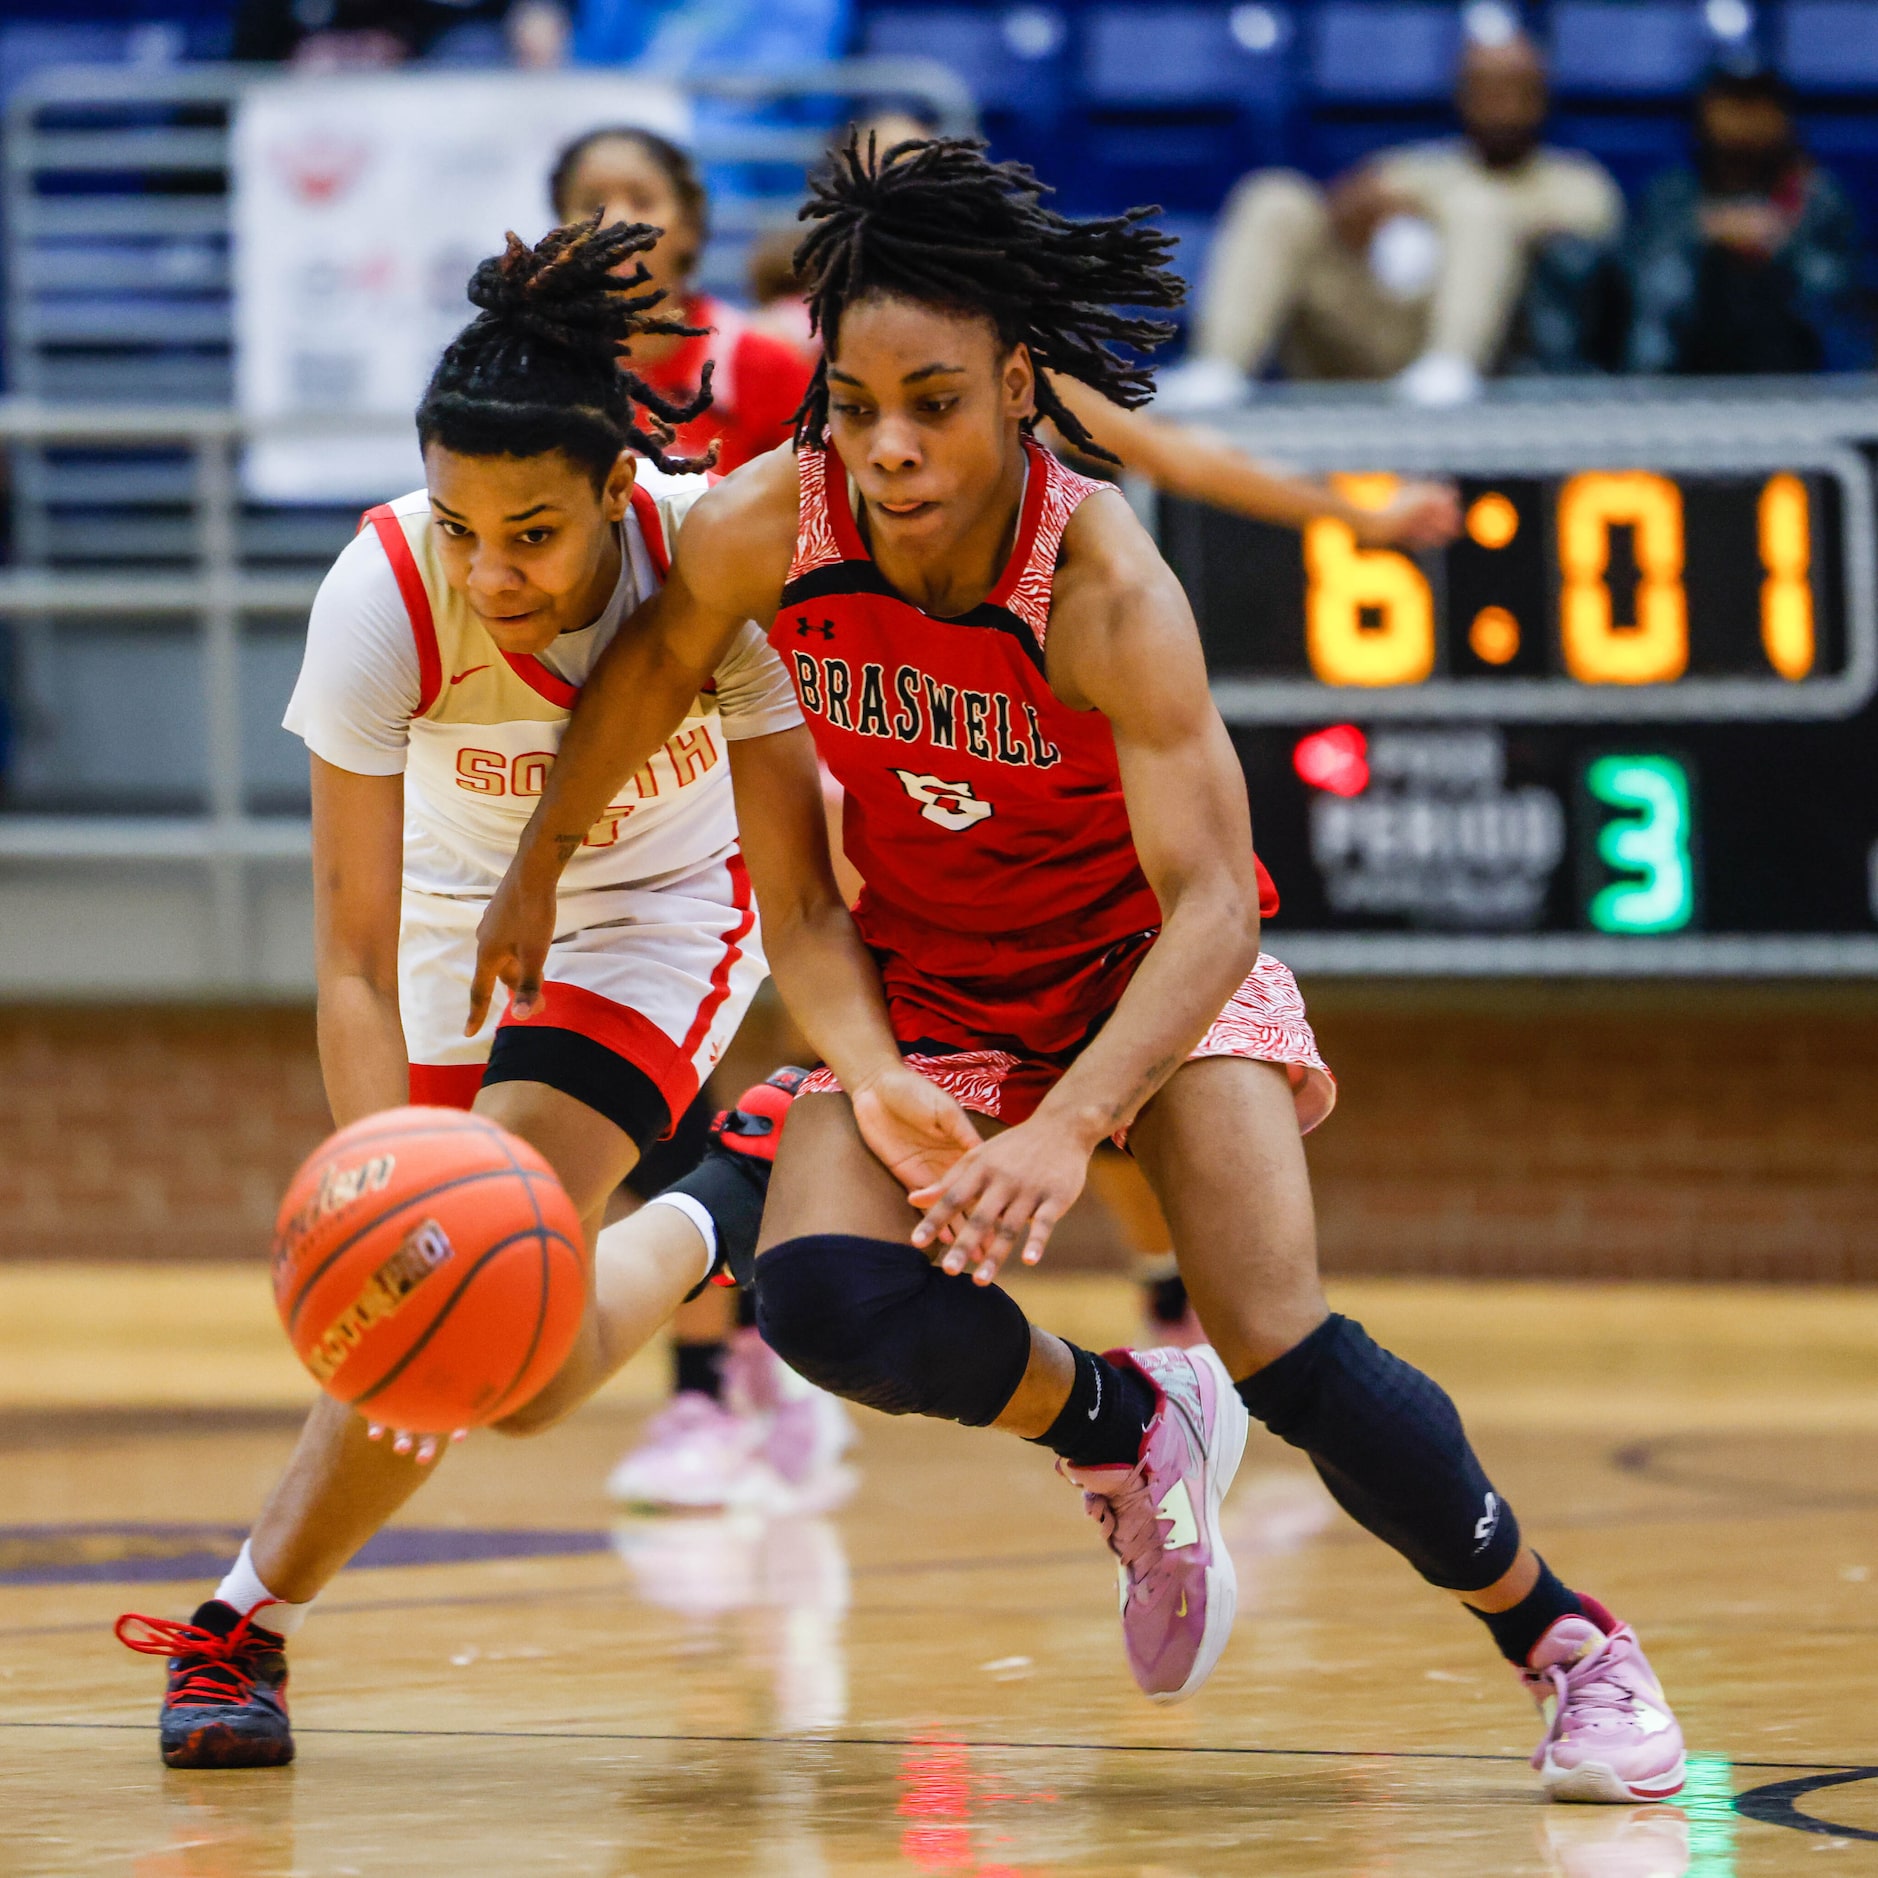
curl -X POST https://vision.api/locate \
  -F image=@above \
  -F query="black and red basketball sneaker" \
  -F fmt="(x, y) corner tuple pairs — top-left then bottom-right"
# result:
(116, 1600), (294, 1768)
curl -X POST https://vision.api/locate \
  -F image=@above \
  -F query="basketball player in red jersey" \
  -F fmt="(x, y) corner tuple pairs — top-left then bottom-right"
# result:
(475, 141), (1685, 1802)
(551, 126), (813, 473)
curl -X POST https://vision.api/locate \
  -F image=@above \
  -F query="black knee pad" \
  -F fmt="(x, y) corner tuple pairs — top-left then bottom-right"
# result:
(755, 1234), (1032, 1426)
(1238, 1314), (1521, 1592)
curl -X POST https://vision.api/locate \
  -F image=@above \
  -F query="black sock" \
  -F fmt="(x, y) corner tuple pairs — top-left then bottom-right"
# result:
(1029, 1344), (1156, 1469)
(1470, 1557), (1585, 1666)
(1144, 1273), (1190, 1326)
(673, 1339), (726, 1401)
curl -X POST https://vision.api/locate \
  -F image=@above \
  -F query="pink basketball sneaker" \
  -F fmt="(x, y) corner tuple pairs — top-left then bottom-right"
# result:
(606, 1393), (767, 1512)
(1523, 1605), (1686, 1803)
(1061, 1345), (1249, 1704)
(725, 1327), (858, 1514)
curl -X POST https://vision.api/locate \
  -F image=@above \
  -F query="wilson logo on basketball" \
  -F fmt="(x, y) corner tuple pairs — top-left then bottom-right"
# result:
(305, 1219), (456, 1384)
(894, 769), (994, 831)
(281, 1154), (395, 1249)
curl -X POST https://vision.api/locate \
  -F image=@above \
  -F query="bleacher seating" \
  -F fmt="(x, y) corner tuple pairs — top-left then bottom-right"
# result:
(1779, 0), (1878, 90)
(1076, 4), (1291, 211)
(1306, 1), (1460, 103)
(4, 0), (1878, 391)
(1546, 2), (1716, 99)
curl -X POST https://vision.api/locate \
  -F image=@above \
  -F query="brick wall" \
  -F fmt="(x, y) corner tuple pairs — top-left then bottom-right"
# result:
(1301, 984), (1878, 1283)
(1, 986), (1874, 1278)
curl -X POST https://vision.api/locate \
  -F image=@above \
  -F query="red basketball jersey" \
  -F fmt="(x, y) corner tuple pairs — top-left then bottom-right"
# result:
(770, 438), (1279, 1058)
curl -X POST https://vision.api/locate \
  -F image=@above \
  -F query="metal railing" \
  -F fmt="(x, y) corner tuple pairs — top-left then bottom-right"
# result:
(0, 404), (324, 985)
(3, 58), (975, 408)
(2, 57), (976, 589)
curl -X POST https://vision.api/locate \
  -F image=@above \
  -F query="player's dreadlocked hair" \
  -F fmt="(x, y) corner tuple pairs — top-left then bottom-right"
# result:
(417, 213), (713, 483)
(792, 136), (1183, 462)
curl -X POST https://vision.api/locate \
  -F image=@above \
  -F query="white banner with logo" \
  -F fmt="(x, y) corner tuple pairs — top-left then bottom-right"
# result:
(233, 72), (690, 504)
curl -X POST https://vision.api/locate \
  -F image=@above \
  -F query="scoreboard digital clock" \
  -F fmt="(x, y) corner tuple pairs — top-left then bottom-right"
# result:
(1156, 399), (1878, 973)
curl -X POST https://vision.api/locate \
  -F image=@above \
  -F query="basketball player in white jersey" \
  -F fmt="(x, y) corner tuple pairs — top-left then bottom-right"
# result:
(115, 217), (818, 1770)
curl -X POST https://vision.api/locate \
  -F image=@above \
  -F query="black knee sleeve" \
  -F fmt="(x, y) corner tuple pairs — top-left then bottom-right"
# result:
(1238, 1314), (1521, 1593)
(755, 1234), (1033, 1426)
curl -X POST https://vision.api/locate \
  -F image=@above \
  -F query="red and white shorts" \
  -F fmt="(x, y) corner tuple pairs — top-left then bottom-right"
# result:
(801, 951), (1335, 1142)
(400, 846), (764, 1136)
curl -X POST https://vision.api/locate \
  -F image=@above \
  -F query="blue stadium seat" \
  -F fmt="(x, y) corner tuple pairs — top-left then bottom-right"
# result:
(1547, 2), (1712, 99)
(1082, 5), (1292, 110)
(1546, 110), (1688, 200)
(1780, 1), (1878, 91)
(0, 22), (139, 102)
(862, 8), (1069, 117)
(1306, 3), (1461, 105)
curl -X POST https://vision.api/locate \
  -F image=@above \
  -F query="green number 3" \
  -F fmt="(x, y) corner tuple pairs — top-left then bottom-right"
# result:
(1587, 756), (1695, 935)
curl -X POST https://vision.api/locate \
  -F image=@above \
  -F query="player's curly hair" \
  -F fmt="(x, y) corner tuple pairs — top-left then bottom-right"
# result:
(792, 135), (1183, 462)
(417, 213), (714, 483)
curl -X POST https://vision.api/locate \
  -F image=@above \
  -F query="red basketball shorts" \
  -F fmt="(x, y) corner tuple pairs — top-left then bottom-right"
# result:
(801, 950), (1335, 1141)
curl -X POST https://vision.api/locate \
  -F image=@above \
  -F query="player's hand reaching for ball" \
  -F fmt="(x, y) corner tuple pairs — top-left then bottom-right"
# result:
(467, 860), (558, 1033)
(909, 1112), (1090, 1286)
(1353, 479), (1462, 552)
(363, 1421), (467, 1466)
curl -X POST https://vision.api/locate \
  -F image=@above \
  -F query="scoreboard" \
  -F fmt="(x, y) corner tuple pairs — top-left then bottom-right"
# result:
(1158, 397), (1878, 973)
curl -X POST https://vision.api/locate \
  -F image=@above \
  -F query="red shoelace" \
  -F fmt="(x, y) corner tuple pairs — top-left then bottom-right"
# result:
(114, 1608), (278, 1706)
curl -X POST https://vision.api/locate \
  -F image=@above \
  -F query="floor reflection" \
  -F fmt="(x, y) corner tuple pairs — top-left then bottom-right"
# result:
(613, 1511), (851, 1732)
(134, 1773), (295, 1878)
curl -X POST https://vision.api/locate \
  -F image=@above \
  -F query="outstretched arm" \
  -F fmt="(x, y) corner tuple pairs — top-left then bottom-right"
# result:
(730, 729), (980, 1198)
(310, 756), (410, 1125)
(1046, 372), (1460, 550)
(909, 489), (1264, 1279)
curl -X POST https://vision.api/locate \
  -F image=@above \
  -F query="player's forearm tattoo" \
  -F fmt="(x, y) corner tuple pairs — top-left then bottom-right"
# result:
(1101, 1049), (1185, 1133)
(551, 833), (584, 865)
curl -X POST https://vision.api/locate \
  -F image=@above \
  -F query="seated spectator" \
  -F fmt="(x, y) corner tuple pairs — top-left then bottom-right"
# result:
(1627, 67), (1870, 376)
(1168, 30), (1621, 407)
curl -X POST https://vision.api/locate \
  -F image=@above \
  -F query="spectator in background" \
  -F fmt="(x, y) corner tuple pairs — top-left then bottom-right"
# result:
(550, 126), (814, 471)
(232, 0), (567, 67)
(1168, 29), (1621, 408)
(1627, 67), (1869, 375)
(744, 223), (817, 356)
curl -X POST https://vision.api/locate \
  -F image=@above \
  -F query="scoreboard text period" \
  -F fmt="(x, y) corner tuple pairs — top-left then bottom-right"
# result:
(1160, 426), (1878, 969)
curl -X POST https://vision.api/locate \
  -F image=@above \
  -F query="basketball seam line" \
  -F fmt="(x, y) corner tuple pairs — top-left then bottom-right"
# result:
(344, 1223), (578, 1413)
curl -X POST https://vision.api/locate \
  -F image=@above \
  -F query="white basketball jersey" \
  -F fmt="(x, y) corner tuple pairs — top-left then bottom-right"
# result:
(346, 473), (771, 899)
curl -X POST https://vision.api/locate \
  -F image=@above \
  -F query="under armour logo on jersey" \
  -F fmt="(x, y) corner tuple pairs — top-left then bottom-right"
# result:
(894, 769), (993, 831)
(794, 617), (837, 640)
(1473, 1491), (1501, 1551)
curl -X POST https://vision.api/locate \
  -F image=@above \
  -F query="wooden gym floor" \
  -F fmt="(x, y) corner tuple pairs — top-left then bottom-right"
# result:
(4, 1264), (1878, 1875)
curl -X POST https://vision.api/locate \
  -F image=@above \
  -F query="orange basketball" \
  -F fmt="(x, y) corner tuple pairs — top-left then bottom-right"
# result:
(271, 1107), (587, 1434)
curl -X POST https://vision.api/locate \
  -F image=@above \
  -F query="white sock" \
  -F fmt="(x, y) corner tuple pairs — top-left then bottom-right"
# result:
(214, 1539), (314, 1636)
(620, 1194), (718, 1290)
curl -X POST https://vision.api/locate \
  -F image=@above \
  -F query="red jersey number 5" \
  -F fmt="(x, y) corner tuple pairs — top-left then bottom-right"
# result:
(893, 769), (994, 832)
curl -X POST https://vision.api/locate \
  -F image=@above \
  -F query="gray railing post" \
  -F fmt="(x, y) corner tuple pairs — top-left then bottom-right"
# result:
(194, 430), (250, 983)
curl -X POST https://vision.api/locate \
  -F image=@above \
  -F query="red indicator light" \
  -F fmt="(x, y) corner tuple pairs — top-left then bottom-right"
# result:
(1293, 724), (1369, 797)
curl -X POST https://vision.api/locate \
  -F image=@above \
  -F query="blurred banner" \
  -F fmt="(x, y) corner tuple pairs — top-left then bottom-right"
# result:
(234, 73), (690, 503)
